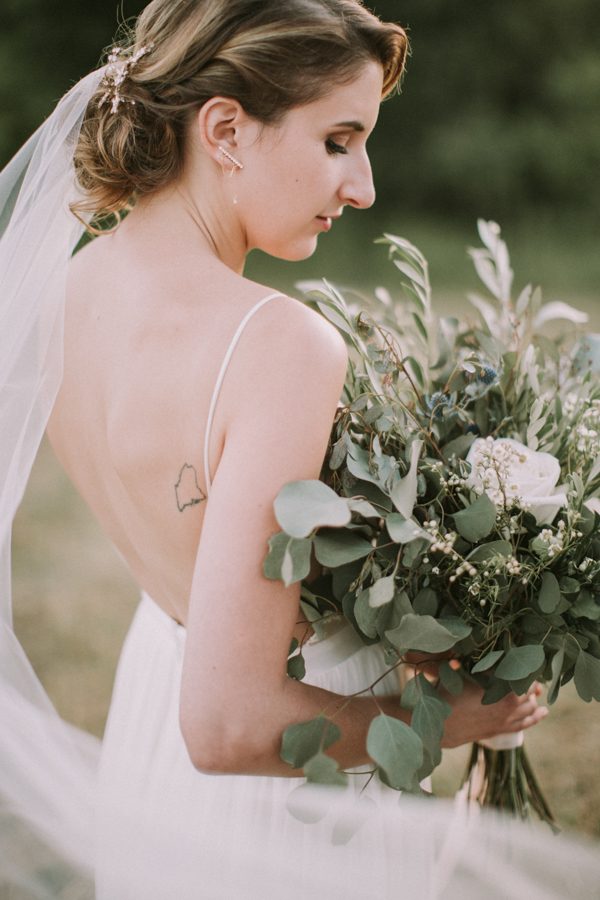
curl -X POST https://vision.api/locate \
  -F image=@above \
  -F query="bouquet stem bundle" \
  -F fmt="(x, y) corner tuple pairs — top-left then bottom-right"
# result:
(462, 743), (558, 829)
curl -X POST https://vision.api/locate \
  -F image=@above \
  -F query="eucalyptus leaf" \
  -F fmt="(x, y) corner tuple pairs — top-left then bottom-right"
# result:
(574, 651), (600, 702)
(313, 531), (373, 567)
(538, 572), (561, 614)
(471, 649), (504, 673)
(386, 514), (431, 544)
(274, 480), (351, 539)
(453, 492), (497, 542)
(413, 588), (438, 617)
(547, 646), (565, 705)
(354, 588), (379, 639)
(263, 532), (312, 586)
(347, 498), (381, 519)
(494, 645), (545, 681)
(281, 717), (341, 768)
(366, 714), (423, 791)
(467, 540), (511, 563)
(571, 590), (600, 621)
(386, 614), (471, 654)
(411, 695), (451, 767)
(368, 575), (396, 609)
(304, 752), (348, 786)
(438, 661), (463, 696)
(441, 434), (476, 461)
(346, 445), (382, 488)
(287, 653), (306, 681)
(390, 440), (423, 518)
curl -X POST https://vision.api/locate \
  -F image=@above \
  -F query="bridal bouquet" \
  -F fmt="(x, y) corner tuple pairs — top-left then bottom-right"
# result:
(264, 221), (600, 825)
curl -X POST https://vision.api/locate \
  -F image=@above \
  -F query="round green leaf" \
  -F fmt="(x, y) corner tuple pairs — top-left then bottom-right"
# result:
(386, 514), (431, 544)
(281, 716), (341, 768)
(385, 614), (471, 654)
(304, 752), (348, 786)
(274, 480), (351, 539)
(574, 651), (600, 702)
(538, 571), (561, 614)
(467, 540), (511, 563)
(453, 492), (497, 542)
(411, 695), (450, 767)
(313, 531), (372, 567)
(494, 645), (545, 681)
(438, 661), (463, 696)
(368, 575), (395, 609)
(471, 649), (504, 673)
(286, 653), (306, 681)
(366, 714), (423, 791)
(263, 532), (312, 585)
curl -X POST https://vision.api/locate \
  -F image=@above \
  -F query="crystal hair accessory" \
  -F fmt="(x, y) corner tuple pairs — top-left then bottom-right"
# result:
(99, 43), (154, 114)
(218, 146), (244, 171)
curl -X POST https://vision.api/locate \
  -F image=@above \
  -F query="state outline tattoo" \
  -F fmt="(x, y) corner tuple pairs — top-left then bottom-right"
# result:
(175, 463), (206, 512)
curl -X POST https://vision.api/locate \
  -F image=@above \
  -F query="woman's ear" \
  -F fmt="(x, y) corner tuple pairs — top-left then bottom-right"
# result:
(195, 97), (249, 166)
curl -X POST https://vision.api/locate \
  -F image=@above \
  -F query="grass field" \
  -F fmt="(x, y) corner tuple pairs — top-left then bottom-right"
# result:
(10, 218), (600, 840)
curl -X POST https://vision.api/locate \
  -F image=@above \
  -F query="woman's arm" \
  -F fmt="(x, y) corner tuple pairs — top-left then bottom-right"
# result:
(180, 298), (545, 776)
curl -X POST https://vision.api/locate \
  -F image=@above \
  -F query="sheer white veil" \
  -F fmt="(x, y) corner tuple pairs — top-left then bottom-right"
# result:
(0, 67), (103, 893)
(1, 64), (600, 900)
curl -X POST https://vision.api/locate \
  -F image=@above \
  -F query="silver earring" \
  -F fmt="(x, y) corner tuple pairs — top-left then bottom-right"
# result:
(217, 146), (244, 170)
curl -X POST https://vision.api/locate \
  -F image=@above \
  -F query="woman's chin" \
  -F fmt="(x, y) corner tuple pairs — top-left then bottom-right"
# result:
(262, 237), (319, 263)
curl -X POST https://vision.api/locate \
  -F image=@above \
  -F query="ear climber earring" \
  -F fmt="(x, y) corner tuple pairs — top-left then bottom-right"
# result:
(217, 146), (244, 170)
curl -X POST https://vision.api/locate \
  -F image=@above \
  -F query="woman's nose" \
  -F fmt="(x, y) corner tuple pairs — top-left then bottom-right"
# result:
(341, 152), (376, 210)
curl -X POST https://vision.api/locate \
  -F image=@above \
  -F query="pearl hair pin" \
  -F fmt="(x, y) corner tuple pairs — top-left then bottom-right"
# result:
(218, 146), (244, 170)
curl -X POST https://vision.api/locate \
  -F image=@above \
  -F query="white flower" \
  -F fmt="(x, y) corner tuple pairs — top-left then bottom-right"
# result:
(465, 437), (567, 525)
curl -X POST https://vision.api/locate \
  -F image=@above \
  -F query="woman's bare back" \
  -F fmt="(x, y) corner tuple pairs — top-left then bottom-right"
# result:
(46, 217), (310, 627)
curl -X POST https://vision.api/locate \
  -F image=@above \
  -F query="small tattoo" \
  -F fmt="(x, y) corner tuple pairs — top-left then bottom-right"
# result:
(175, 463), (206, 512)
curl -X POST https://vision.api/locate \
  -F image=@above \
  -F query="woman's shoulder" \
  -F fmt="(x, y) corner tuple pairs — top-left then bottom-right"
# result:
(235, 277), (348, 366)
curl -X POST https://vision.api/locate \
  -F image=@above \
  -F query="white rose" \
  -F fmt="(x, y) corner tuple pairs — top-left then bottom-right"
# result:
(465, 437), (567, 526)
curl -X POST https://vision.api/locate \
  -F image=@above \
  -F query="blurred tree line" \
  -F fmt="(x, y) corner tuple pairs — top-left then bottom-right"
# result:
(1, 0), (599, 227)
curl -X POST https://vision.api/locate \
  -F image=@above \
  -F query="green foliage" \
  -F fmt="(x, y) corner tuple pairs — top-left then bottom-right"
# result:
(453, 493), (497, 543)
(274, 480), (351, 539)
(574, 651), (600, 702)
(272, 222), (600, 810)
(386, 615), (471, 655)
(280, 717), (341, 768)
(494, 645), (545, 681)
(366, 714), (423, 791)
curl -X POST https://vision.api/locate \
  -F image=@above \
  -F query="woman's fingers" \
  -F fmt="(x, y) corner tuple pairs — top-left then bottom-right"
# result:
(521, 707), (549, 729)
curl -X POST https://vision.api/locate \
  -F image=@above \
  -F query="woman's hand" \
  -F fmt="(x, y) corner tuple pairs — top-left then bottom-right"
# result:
(440, 680), (548, 749)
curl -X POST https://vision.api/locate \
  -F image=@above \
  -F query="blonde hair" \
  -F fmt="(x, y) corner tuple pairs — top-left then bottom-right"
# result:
(72, 0), (408, 226)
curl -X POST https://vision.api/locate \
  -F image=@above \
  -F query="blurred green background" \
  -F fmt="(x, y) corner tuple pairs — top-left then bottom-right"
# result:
(5, 0), (600, 837)
(2, 0), (600, 298)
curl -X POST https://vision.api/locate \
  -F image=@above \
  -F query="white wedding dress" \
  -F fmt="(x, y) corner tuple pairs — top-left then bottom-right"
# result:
(94, 293), (422, 899)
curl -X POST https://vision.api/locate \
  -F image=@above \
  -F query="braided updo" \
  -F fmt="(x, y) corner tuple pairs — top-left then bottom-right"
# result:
(72, 0), (408, 225)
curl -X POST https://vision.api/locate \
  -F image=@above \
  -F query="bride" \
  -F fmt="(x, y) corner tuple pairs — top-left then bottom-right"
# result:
(1, 2), (592, 898)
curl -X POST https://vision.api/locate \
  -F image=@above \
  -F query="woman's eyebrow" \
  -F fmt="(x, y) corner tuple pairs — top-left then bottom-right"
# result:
(331, 120), (365, 132)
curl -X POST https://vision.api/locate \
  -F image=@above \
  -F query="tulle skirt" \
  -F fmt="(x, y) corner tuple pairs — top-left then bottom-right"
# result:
(94, 595), (600, 900)
(94, 594), (426, 899)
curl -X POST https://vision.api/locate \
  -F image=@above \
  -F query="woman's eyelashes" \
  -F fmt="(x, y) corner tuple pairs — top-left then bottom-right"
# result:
(325, 137), (348, 156)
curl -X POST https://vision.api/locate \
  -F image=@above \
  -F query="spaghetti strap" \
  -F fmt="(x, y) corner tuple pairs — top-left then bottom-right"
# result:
(203, 292), (285, 495)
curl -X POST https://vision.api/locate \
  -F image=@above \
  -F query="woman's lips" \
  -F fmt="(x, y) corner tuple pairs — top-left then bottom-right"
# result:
(316, 216), (332, 232)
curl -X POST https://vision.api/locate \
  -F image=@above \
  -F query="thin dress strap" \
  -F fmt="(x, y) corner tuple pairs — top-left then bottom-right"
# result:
(203, 292), (284, 495)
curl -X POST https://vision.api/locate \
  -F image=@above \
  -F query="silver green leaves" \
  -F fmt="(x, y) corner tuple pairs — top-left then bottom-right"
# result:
(574, 651), (600, 702)
(386, 614), (471, 654)
(453, 492), (497, 542)
(274, 480), (351, 538)
(366, 714), (423, 791)
(494, 645), (545, 681)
